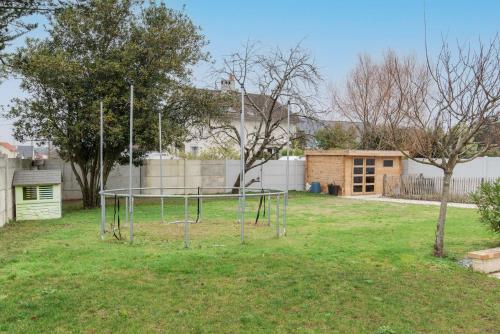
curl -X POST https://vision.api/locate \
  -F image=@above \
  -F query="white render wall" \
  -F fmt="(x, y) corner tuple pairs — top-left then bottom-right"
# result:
(403, 157), (500, 178)
(0, 157), (29, 226)
(225, 159), (305, 191)
(44, 159), (141, 200)
(44, 158), (306, 200)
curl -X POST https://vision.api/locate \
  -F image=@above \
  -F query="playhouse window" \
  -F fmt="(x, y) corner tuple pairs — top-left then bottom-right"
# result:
(23, 186), (38, 200)
(39, 185), (54, 200)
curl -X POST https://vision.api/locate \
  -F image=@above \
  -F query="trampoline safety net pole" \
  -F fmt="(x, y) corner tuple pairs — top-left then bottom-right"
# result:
(125, 196), (129, 226)
(184, 196), (189, 248)
(267, 193), (271, 226)
(276, 193), (280, 237)
(99, 101), (105, 239)
(284, 100), (290, 236)
(240, 83), (246, 243)
(159, 111), (164, 223)
(129, 84), (134, 244)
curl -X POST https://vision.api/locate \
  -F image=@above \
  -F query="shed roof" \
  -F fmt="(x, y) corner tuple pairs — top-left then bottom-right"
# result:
(305, 149), (405, 157)
(13, 170), (62, 186)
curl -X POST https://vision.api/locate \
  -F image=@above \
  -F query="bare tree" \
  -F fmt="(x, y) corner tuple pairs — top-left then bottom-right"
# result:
(206, 42), (322, 189)
(331, 53), (398, 149)
(385, 37), (500, 257)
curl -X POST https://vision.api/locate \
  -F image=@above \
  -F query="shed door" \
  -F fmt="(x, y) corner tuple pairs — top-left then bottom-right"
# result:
(352, 157), (375, 195)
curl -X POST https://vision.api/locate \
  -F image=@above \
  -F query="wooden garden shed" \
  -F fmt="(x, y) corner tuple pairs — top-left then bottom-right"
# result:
(13, 170), (62, 220)
(305, 150), (404, 196)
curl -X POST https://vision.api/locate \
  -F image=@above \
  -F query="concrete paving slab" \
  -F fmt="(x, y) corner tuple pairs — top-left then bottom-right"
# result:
(343, 195), (477, 209)
(488, 271), (500, 279)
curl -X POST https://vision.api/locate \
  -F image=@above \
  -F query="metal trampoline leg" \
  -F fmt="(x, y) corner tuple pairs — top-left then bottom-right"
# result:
(199, 187), (202, 223)
(184, 196), (189, 248)
(267, 194), (271, 226)
(100, 194), (106, 239)
(125, 196), (129, 226)
(283, 192), (287, 236)
(276, 194), (280, 237)
(129, 196), (134, 244)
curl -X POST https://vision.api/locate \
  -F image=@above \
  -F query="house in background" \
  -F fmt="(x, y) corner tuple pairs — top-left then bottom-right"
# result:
(0, 142), (18, 158)
(183, 76), (300, 157)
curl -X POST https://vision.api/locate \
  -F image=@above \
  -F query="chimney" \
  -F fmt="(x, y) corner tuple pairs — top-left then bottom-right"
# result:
(220, 74), (236, 92)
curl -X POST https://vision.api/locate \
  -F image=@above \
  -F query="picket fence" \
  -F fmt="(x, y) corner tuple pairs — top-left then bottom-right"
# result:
(383, 175), (497, 203)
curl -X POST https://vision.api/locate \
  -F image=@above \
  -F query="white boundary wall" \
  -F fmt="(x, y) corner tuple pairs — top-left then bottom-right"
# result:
(39, 156), (499, 200)
(403, 157), (500, 178)
(225, 160), (305, 191)
(44, 159), (141, 200)
(0, 157), (29, 226)
(45, 158), (305, 200)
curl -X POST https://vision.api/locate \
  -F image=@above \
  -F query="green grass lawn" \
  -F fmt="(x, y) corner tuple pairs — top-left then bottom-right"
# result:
(0, 192), (499, 333)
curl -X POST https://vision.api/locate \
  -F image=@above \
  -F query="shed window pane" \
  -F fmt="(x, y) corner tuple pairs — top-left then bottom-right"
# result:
(366, 167), (375, 175)
(366, 158), (375, 166)
(366, 176), (375, 183)
(23, 186), (37, 200)
(39, 185), (54, 200)
(383, 159), (394, 167)
(353, 167), (363, 175)
(365, 185), (375, 192)
(353, 185), (363, 192)
(353, 158), (363, 166)
(353, 176), (363, 184)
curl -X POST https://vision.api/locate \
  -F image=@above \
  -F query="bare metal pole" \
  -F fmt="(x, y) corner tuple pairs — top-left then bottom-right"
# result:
(240, 83), (246, 243)
(199, 186), (203, 223)
(284, 100), (290, 236)
(125, 196), (129, 226)
(129, 85), (134, 243)
(184, 196), (189, 248)
(159, 111), (164, 223)
(267, 193), (271, 226)
(276, 193), (280, 237)
(99, 101), (105, 239)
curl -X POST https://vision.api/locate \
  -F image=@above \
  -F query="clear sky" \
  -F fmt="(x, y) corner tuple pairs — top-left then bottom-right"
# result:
(1, 0), (498, 143)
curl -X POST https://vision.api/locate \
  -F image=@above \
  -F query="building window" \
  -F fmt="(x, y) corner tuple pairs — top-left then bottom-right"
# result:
(383, 159), (394, 167)
(39, 185), (54, 200)
(191, 146), (199, 157)
(23, 186), (37, 200)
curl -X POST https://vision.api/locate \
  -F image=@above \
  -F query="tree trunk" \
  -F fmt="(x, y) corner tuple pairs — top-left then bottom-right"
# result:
(72, 161), (100, 209)
(433, 170), (452, 257)
(81, 180), (99, 209)
(232, 175), (241, 194)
